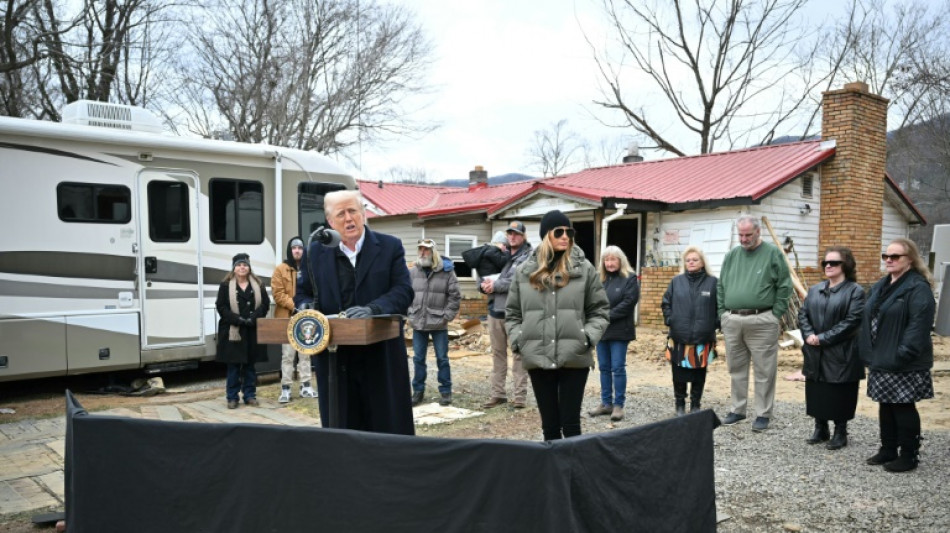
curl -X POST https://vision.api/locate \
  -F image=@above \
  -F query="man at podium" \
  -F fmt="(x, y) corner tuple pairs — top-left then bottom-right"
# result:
(296, 190), (415, 435)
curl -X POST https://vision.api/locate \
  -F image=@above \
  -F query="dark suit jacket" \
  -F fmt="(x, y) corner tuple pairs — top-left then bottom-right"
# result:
(296, 228), (415, 435)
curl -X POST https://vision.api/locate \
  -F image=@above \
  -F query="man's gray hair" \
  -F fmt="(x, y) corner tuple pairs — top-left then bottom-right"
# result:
(736, 214), (760, 229)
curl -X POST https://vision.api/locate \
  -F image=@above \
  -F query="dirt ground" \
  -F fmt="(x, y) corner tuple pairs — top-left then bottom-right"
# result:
(1, 328), (947, 532)
(3, 328), (948, 429)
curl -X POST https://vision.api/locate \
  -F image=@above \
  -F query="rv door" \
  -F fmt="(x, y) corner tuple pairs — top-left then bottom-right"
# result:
(136, 170), (204, 349)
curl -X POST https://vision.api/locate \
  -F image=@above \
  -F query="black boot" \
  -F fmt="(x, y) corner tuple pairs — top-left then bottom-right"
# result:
(867, 404), (899, 465)
(673, 381), (687, 416)
(689, 384), (703, 413)
(825, 421), (847, 450)
(885, 430), (922, 473)
(806, 419), (829, 444)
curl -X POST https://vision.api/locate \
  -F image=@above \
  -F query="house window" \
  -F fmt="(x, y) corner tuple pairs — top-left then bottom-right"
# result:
(801, 175), (814, 198)
(446, 234), (478, 277)
(57, 182), (131, 223)
(209, 179), (264, 244)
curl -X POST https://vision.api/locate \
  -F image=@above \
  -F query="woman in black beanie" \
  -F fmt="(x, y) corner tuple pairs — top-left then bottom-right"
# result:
(505, 210), (610, 440)
(215, 253), (270, 409)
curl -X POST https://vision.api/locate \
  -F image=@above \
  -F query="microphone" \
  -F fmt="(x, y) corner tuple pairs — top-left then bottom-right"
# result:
(309, 226), (341, 248)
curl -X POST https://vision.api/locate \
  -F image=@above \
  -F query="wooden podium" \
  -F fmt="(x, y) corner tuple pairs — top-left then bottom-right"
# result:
(257, 316), (402, 428)
(257, 317), (400, 346)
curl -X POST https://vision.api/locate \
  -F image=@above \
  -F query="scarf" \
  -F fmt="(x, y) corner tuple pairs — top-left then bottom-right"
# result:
(228, 277), (262, 342)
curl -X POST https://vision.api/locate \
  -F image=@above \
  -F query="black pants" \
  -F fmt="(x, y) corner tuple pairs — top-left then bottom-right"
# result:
(879, 402), (921, 450)
(528, 367), (589, 441)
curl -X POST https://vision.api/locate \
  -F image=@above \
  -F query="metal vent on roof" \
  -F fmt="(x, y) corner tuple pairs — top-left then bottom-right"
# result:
(61, 100), (165, 133)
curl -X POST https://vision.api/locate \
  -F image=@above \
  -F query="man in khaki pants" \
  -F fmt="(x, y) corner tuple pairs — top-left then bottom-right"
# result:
(717, 215), (791, 432)
(480, 221), (532, 409)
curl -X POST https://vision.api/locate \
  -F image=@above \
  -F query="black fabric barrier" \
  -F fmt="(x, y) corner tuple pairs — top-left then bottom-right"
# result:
(65, 391), (718, 532)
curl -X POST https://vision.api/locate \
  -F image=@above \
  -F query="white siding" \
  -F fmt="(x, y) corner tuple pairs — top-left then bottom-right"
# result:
(881, 196), (911, 272)
(645, 174), (821, 275)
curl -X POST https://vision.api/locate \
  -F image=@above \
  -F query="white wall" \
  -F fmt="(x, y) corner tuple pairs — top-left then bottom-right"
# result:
(644, 174), (821, 276)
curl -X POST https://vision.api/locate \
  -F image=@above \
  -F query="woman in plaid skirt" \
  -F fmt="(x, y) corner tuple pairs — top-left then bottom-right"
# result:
(858, 238), (935, 472)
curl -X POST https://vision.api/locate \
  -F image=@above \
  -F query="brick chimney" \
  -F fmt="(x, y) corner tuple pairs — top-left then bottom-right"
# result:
(468, 165), (488, 191)
(819, 81), (889, 285)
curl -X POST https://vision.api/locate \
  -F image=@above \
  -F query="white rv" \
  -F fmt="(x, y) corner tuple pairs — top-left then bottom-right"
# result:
(0, 101), (355, 382)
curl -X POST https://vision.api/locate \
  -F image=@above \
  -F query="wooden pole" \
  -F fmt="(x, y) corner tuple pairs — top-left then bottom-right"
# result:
(761, 216), (808, 299)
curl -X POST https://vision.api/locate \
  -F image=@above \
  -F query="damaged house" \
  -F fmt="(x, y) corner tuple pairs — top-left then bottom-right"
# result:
(360, 82), (925, 325)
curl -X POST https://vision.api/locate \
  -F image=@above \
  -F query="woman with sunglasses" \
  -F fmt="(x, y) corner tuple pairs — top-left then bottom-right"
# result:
(858, 238), (935, 472)
(798, 246), (865, 450)
(506, 210), (609, 440)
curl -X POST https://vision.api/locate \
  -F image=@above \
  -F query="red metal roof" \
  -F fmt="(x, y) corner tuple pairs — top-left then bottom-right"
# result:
(552, 140), (836, 204)
(358, 180), (455, 215)
(356, 141), (925, 223)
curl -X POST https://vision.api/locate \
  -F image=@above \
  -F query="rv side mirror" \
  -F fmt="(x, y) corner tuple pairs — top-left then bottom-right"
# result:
(145, 256), (158, 274)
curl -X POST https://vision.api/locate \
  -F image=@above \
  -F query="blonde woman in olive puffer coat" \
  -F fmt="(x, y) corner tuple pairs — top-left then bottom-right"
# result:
(506, 210), (609, 441)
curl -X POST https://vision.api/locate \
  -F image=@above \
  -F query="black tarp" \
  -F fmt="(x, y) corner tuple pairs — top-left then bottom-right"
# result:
(65, 391), (717, 532)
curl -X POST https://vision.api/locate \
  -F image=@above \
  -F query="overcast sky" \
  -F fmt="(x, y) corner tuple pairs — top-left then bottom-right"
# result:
(350, 0), (619, 183)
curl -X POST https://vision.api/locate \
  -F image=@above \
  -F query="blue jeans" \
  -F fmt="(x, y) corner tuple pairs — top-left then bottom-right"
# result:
(226, 363), (257, 402)
(596, 340), (628, 407)
(412, 329), (451, 395)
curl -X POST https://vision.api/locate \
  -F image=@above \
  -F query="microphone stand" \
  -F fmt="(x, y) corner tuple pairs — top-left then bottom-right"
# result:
(304, 226), (341, 429)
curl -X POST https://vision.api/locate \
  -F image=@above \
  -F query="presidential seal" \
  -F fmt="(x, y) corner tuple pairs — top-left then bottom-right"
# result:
(287, 309), (331, 355)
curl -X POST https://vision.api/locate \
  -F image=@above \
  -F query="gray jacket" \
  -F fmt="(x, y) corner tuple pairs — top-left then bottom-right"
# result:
(505, 246), (609, 370)
(483, 241), (533, 319)
(408, 258), (461, 331)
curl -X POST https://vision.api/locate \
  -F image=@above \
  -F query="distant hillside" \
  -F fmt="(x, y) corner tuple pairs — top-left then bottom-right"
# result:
(438, 172), (537, 187)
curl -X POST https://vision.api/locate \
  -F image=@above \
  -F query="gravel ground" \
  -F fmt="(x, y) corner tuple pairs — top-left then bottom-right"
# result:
(425, 354), (950, 532)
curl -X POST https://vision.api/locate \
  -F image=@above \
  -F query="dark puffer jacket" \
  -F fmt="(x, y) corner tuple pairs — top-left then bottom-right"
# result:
(858, 270), (935, 373)
(600, 272), (640, 342)
(798, 280), (865, 383)
(408, 258), (461, 331)
(662, 270), (719, 345)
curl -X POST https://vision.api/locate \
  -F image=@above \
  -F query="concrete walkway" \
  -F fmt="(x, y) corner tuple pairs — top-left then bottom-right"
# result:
(0, 397), (319, 519)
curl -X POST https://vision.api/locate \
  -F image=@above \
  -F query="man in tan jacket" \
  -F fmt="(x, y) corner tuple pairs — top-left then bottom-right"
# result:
(273, 236), (316, 402)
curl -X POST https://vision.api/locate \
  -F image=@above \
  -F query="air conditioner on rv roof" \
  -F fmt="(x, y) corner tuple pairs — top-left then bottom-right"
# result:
(61, 100), (165, 133)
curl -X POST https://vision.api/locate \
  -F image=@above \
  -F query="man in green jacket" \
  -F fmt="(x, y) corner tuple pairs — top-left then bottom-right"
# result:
(717, 215), (792, 432)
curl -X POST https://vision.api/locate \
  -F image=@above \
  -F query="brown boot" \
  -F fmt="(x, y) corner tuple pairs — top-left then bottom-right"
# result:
(588, 404), (612, 417)
(610, 406), (624, 421)
(481, 397), (507, 409)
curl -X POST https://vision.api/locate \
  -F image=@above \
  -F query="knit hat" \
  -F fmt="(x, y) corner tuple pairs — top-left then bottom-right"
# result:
(539, 210), (572, 239)
(289, 238), (304, 249)
(491, 231), (507, 244)
(232, 253), (250, 269)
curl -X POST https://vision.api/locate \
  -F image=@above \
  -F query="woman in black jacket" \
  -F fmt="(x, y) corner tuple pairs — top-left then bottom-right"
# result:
(859, 238), (935, 472)
(799, 246), (865, 450)
(588, 246), (640, 422)
(215, 253), (271, 409)
(661, 246), (718, 416)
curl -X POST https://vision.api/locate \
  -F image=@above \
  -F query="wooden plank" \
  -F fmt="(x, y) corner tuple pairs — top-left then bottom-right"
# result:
(257, 317), (401, 346)
(761, 215), (808, 299)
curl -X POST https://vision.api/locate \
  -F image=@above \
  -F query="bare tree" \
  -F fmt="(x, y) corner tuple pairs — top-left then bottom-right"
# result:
(172, 0), (435, 156)
(526, 119), (585, 176)
(592, 0), (821, 156)
(1, 0), (173, 119)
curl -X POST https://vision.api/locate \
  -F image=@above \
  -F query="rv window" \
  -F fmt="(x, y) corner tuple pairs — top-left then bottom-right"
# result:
(57, 182), (131, 223)
(147, 181), (191, 242)
(299, 182), (346, 237)
(210, 179), (264, 244)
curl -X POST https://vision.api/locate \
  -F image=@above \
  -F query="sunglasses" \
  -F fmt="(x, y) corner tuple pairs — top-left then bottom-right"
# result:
(881, 253), (905, 261)
(552, 227), (575, 239)
(821, 260), (843, 268)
